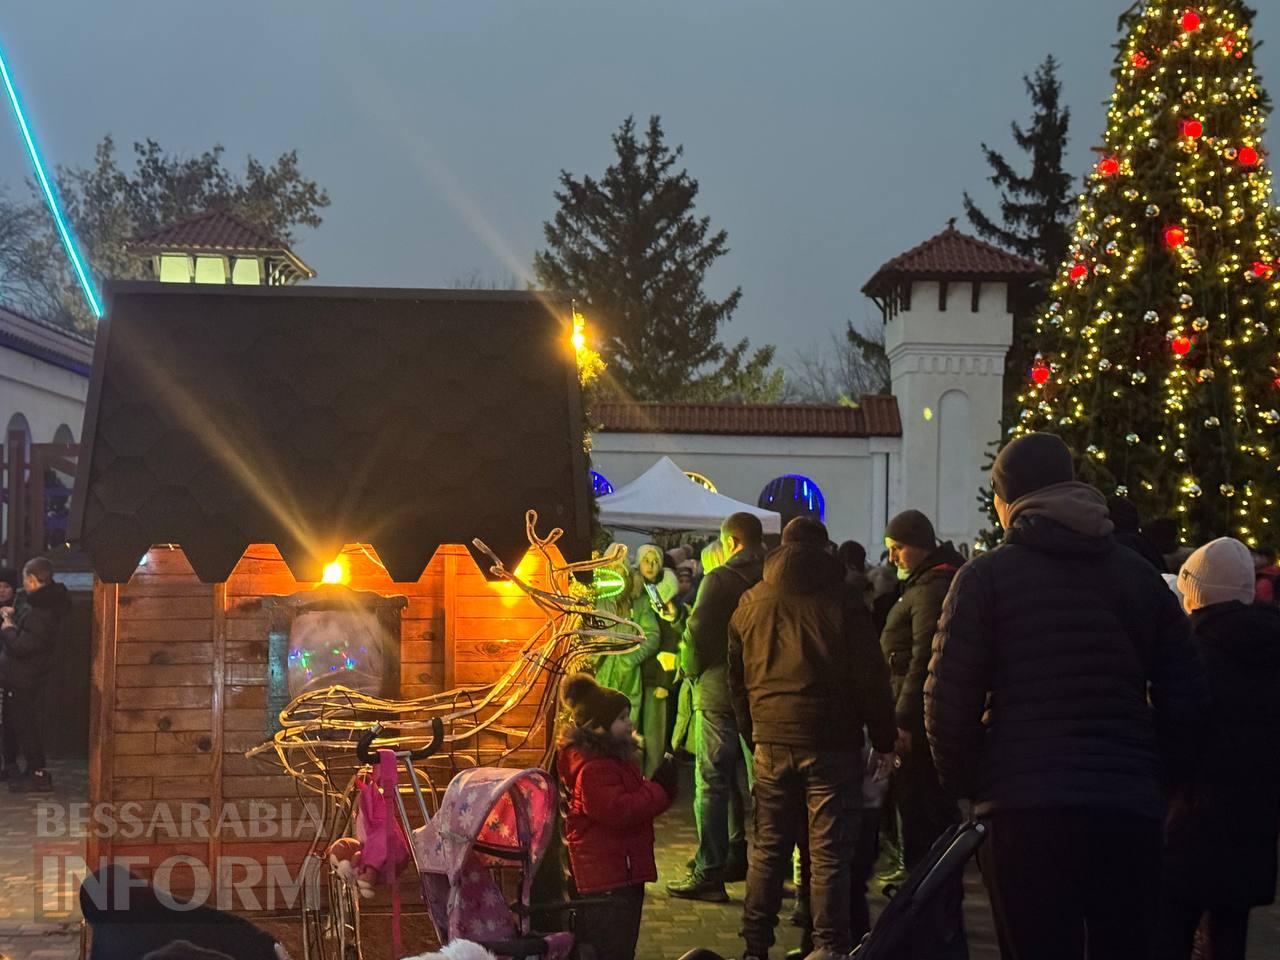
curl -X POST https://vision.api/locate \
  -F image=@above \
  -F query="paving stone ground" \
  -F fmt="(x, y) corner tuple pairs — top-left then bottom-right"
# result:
(0, 760), (1277, 959)
(0, 758), (87, 960)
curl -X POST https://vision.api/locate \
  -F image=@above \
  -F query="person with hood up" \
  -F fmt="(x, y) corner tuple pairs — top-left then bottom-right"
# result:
(593, 548), (661, 764)
(926, 432), (1206, 960)
(1158, 538), (1280, 960)
(553, 672), (678, 960)
(727, 517), (896, 960)
(1107, 496), (1169, 573)
(879, 509), (968, 957)
(635, 543), (683, 775)
(668, 512), (766, 902)
(0, 557), (71, 792)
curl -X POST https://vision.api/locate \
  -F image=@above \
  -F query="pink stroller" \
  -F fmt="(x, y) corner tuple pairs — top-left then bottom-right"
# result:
(411, 767), (583, 960)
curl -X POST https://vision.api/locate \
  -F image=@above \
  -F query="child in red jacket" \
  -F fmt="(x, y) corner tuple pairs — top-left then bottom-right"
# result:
(557, 673), (677, 960)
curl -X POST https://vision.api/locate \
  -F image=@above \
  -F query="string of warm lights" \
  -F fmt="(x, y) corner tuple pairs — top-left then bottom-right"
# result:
(1018, 1), (1280, 546)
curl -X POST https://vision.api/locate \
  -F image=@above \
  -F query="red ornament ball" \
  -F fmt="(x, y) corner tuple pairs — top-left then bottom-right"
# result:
(1031, 361), (1051, 386)
(1181, 119), (1204, 139)
(1164, 226), (1187, 248)
(1254, 261), (1276, 279)
(1239, 146), (1260, 167)
(1181, 9), (1202, 32)
(1172, 335), (1193, 356)
(1132, 51), (1151, 68)
(1069, 263), (1089, 281)
(1098, 156), (1120, 177)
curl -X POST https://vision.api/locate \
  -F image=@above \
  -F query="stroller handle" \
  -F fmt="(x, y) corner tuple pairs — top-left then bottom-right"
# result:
(356, 716), (445, 764)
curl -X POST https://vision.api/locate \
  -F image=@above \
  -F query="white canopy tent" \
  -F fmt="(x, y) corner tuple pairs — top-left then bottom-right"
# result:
(596, 456), (782, 534)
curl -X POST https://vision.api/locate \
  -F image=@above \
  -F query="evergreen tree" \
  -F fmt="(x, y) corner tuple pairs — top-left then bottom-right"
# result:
(965, 55), (1075, 434)
(964, 55), (1075, 269)
(534, 115), (777, 402)
(1019, 1), (1280, 547)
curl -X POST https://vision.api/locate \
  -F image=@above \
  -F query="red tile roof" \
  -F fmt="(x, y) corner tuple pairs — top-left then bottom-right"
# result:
(594, 397), (901, 438)
(863, 224), (1046, 298)
(127, 210), (316, 279)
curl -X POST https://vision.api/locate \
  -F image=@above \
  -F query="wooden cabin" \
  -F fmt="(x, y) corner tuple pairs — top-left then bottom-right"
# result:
(69, 284), (589, 915)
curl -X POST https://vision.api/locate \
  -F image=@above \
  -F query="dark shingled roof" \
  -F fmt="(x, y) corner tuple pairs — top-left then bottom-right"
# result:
(594, 397), (901, 438)
(127, 210), (316, 280)
(862, 225), (1047, 298)
(70, 284), (589, 583)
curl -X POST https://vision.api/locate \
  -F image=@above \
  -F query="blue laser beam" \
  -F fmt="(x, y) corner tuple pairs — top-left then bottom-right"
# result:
(0, 41), (102, 319)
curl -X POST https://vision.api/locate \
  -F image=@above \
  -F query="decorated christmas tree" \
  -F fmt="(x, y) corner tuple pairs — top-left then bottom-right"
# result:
(1017, 2), (1279, 546)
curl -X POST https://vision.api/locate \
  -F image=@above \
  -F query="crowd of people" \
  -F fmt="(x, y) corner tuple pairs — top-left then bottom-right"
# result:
(554, 432), (1280, 960)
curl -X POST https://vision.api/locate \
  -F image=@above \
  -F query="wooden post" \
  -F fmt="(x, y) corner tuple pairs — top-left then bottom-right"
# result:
(86, 579), (119, 869)
(443, 551), (458, 689)
(209, 582), (227, 880)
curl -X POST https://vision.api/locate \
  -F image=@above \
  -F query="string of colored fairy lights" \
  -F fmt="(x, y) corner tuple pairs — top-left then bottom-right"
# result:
(1017, 1), (1279, 546)
(0, 39), (102, 319)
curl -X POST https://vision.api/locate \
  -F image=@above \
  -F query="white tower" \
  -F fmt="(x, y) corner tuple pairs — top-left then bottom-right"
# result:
(863, 224), (1046, 550)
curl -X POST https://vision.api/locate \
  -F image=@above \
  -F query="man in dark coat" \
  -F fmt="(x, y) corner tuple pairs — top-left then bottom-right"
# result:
(1160, 537), (1280, 959)
(728, 517), (896, 960)
(668, 512), (766, 901)
(926, 433), (1206, 960)
(0, 556), (71, 792)
(880, 509), (968, 957)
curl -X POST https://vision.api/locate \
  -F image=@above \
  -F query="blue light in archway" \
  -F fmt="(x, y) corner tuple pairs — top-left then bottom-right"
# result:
(590, 470), (614, 497)
(758, 474), (826, 521)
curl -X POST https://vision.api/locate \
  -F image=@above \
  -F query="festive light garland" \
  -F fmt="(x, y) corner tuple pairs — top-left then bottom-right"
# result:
(0, 40), (101, 319)
(1018, 1), (1280, 546)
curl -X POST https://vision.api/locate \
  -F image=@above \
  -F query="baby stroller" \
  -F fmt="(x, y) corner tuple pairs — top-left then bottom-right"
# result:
(851, 820), (986, 959)
(411, 766), (578, 959)
(350, 723), (601, 960)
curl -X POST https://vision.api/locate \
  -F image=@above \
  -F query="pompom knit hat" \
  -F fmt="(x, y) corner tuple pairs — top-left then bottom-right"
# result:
(1177, 537), (1256, 612)
(560, 673), (631, 730)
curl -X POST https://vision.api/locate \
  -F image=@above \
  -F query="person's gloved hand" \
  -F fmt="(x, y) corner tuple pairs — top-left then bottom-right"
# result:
(650, 756), (679, 798)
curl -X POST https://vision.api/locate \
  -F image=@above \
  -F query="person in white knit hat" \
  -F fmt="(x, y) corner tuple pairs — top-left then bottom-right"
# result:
(1176, 536), (1258, 614)
(1162, 537), (1280, 960)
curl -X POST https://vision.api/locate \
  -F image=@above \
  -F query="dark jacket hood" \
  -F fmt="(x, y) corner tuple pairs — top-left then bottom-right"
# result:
(906, 542), (965, 588)
(762, 544), (845, 595)
(557, 723), (641, 773)
(27, 581), (70, 613)
(1005, 481), (1115, 551)
(1192, 601), (1280, 669)
(1006, 484), (1115, 558)
(725, 546), (766, 580)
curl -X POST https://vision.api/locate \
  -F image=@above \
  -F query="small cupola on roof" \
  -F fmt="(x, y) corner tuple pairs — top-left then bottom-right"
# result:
(861, 221), (1046, 320)
(125, 209), (316, 287)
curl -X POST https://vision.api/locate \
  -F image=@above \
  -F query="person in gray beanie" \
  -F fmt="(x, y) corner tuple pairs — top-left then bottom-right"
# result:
(1159, 538), (1280, 960)
(927, 432), (1207, 959)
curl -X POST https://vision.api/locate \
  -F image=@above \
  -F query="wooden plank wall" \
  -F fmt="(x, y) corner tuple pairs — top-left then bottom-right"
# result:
(90, 542), (557, 910)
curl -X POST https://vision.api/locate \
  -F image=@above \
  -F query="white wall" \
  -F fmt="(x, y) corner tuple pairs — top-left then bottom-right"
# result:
(590, 432), (902, 551)
(886, 279), (1011, 549)
(0, 347), (88, 443)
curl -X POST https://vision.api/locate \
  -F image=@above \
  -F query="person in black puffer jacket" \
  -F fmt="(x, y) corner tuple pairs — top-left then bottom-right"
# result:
(0, 557), (71, 793)
(927, 432), (1206, 960)
(880, 508), (968, 958)
(1158, 537), (1280, 960)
